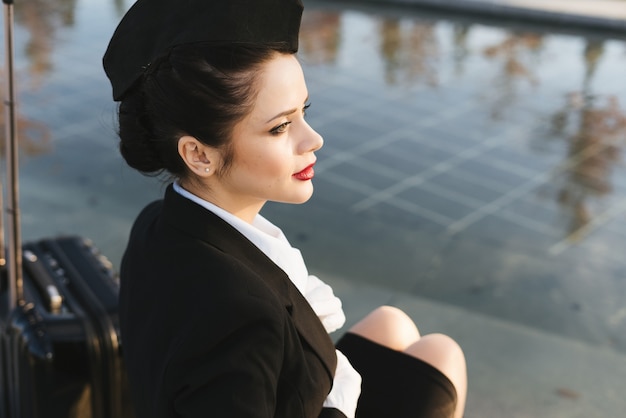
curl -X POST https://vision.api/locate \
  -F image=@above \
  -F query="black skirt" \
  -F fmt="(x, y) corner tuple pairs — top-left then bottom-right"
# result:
(336, 333), (457, 418)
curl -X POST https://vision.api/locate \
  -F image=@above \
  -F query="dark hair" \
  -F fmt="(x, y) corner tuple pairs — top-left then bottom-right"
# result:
(117, 42), (293, 178)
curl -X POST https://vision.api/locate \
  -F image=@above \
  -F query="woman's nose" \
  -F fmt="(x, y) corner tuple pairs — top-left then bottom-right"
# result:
(299, 121), (324, 153)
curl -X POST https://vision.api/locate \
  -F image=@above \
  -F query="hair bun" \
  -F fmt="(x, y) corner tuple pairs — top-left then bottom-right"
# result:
(118, 90), (165, 175)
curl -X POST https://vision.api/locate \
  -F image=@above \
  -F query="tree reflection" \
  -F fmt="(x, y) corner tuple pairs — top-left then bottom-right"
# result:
(300, 10), (341, 65)
(547, 37), (625, 237)
(0, 70), (51, 155)
(0, 0), (76, 154)
(546, 38), (626, 239)
(482, 32), (544, 119)
(378, 18), (438, 86)
(550, 93), (626, 238)
(14, 0), (78, 83)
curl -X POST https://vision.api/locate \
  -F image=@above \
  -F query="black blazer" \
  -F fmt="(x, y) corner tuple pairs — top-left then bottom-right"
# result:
(120, 185), (345, 418)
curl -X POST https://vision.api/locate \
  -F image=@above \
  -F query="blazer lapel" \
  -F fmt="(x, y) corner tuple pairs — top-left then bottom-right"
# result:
(160, 185), (338, 379)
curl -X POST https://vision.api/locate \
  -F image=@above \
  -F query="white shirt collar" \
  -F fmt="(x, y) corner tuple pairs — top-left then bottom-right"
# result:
(172, 181), (309, 294)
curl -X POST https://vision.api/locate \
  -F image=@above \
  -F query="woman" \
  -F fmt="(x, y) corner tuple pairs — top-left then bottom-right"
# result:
(103, 1), (467, 417)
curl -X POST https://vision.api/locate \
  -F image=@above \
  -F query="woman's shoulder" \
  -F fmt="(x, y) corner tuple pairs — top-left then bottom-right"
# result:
(123, 190), (291, 319)
(127, 220), (284, 306)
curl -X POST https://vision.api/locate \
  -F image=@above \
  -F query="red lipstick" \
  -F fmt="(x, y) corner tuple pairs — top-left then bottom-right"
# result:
(293, 164), (315, 181)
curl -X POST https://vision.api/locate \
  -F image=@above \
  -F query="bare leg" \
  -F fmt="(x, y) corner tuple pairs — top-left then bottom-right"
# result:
(348, 306), (467, 418)
(349, 305), (420, 351)
(405, 334), (467, 418)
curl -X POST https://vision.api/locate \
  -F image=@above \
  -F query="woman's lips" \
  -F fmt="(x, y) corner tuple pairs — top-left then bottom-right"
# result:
(293, 164), (315, 181)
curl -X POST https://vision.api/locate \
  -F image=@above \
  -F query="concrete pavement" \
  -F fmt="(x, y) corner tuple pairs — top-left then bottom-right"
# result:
(325, 273), (626, 418)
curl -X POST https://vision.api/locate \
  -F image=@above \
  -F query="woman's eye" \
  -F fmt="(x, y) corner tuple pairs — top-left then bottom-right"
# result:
(270, 121), (291, 135)
(303, 103), (311, 116)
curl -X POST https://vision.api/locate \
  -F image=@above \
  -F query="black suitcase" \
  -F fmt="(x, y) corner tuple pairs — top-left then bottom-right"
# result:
(0, 1), (134, 417)
(0, 237), (134, 418)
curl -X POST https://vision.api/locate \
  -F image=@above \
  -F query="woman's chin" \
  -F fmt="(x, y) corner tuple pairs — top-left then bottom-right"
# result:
(278, 187), (315, 205)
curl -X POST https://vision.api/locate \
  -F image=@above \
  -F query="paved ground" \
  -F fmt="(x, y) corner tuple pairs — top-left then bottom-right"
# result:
(327, 274), (626, 417)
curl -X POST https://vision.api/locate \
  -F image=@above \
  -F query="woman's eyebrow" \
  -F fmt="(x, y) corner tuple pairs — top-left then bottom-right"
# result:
(265, 96), (310, 123)
(266, 107), (298, 123)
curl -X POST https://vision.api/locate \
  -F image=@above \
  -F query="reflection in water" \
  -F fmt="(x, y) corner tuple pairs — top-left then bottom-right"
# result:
(582, 39), (605, 90)
(378, 18), (438, 86)
(296, 8), (626, 244)
(0, 71), (51, 155)
(482, 31), (544, 119)
(14, 0), (78, 84)
(544, 38), (626, 239)
(300, 10), (341, 65)
(113, 0), (131, 17)
(452, 23), (471, 77)
(0, 0), (76, 154)
(550, 94), (626, 239)
(483, 31), (543, 82)
(6, 0), (625, 238)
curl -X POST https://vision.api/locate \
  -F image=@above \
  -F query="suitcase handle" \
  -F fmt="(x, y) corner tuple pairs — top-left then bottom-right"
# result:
(22, 250), (63, 314)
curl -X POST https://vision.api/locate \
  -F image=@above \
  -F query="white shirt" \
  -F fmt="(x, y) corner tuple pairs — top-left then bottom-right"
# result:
(172, 181), (361, 417)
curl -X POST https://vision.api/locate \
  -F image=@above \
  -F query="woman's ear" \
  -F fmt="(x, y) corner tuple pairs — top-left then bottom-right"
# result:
(177, 136), (219, 177)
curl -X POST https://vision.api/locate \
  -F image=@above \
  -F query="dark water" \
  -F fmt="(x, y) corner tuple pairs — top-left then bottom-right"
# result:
(3, 0), (626, 352)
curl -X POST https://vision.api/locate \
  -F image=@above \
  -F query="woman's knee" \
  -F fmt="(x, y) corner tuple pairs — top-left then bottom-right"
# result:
(404, 333), (467, 391)
(349, 305), (420, 351)
(405, 333), (465, 365)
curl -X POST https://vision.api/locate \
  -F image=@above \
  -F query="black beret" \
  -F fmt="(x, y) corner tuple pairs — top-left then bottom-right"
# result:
(103, 0), (304, 101)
